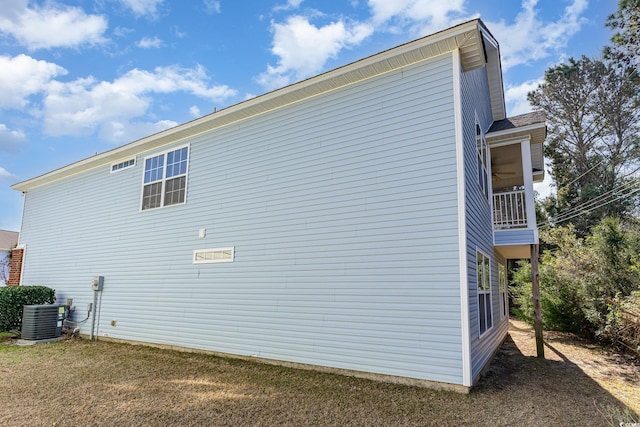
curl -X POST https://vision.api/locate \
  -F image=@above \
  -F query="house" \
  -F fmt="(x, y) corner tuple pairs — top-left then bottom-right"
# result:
(11, 19), (546, 391)
(0, 230), (19, 286)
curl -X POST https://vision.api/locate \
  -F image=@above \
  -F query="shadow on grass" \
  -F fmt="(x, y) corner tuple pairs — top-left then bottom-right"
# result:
(475, 334), (638, 426)
(1, 335), (639, 427)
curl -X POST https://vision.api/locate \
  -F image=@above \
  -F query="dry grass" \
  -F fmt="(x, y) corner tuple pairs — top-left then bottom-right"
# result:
(0, 319), (638, 427)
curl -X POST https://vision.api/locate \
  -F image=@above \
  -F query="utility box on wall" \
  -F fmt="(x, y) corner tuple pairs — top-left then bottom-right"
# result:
(90, 276), (104, 291)
(21, 304), (65, 340)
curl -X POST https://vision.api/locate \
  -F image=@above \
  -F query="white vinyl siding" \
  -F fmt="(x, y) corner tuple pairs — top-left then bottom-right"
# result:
(459, 62), (509, 383)
(475, 115), (489, 200)
(18, 54), (465, 385)
(494, 228), (538, 245)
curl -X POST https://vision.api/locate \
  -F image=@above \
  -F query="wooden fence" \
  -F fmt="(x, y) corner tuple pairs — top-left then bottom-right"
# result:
(607, 295), (640, 355)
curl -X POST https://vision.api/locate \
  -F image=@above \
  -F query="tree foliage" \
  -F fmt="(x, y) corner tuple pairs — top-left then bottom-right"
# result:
(605, 0), (640, 71)
(528, 56), (640, 237)
(0, 254), (9, 286)
(512, 218), (640, 340)
(513, 1), (640, 351)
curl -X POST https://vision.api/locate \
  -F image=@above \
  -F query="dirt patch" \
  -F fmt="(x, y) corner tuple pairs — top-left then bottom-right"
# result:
(493, 319), (640, 420)
(0, 319), (638, 426)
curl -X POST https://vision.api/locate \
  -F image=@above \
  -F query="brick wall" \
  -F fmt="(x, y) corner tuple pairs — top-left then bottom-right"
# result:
(7, 248), (24, 286)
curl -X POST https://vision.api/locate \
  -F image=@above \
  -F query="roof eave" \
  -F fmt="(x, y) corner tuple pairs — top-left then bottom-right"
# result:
(13, 18), (502, 192)
(486, 121), (547, 145)
(478, 22), (506, 121)
(487, 121), (547, 183)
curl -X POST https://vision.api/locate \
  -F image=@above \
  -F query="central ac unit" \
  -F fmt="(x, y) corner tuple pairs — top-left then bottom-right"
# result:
(21, 304), (66, 340)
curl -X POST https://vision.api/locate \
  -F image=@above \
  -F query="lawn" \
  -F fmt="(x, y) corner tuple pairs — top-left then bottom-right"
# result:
(0, 320), (638, 426)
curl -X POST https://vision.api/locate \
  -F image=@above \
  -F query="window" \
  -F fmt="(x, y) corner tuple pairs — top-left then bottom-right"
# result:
(499, 262), (508, 319)
(111, 158), (136, 173)
(193, 247), (234, 264)
(476, 116), (489, 199)
(141, 146), (189, 211)
(477, 250), (493, 336)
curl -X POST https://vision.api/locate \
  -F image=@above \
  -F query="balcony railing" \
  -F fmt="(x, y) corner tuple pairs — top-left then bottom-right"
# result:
(493, 190), (528, 229)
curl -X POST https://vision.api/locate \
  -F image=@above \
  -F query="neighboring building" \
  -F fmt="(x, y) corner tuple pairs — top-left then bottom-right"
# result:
(11, 19), (546, 391)
(0, 230), (19, 286)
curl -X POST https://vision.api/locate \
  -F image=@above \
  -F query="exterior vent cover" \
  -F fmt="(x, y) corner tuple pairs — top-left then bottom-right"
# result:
(21, 304), (65, 340)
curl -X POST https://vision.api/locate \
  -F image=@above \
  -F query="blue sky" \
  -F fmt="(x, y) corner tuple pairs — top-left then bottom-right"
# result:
(0, 0), (616, 231)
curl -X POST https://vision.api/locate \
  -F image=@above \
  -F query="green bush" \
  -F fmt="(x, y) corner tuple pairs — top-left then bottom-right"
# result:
(512, 260), (590, 335)
(511, 218), (640, 341)
(0, 286), (56, 332)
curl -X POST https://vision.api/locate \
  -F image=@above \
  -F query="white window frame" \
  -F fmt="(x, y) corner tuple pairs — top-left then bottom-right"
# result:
(477, 249), (493, 337)
(111, 158), (136, 173)
(140, 144), (189, 211)
(475, 113), (490, 201)
(193, 247), (235, 264)
(499, 262), (508, 319)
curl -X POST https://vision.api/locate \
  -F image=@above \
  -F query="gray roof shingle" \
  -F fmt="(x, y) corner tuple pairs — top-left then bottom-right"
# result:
(488, 110), (546, 133)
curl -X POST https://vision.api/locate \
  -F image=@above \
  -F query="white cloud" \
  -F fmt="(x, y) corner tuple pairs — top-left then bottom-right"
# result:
(0, 124), (27, 153)
(363, 0), (587, 66)
(257, 16), (373, 90)
(43, 76), (146, 137)
(99, 119), (178, 143)
(257, 1), (473, 90)
(173, 26), (187, 38)
(137, 36), (163, 48)
(117, 65), (237, 100)
(485, 0), (589, 70)
(273, 0), (304, 12)
(0, 0), (107, 50)
(189, 105), (201, 117)
(114, 26), (135, 38)
(0, 54), (67, 110)
(203, 0), (221, 14)
(117, 0), (163, 17)
(42, 65), (237, 142)
(367, 0), (468, 35)
(0, 166), (17, 181)
(504, 78), (543, 116)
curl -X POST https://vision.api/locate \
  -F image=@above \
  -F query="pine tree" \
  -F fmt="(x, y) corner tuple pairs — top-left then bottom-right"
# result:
(528, 57), (639, 236)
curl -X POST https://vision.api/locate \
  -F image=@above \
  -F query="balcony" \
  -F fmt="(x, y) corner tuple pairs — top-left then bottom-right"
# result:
(493, 189), (528, 230)
(487, 111), (547, 259)
(488, 139), (541, 258)
(492, 186), (538, 258)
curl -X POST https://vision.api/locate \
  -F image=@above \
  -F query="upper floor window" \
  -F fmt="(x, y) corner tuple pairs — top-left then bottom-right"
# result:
(476, 116), (489, 200)
(141, 145), (189, 211)
(111, 158), (136, 173)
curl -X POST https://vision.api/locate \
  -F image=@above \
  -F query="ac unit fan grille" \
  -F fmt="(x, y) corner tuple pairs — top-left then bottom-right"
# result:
(21, 305), (65, 340)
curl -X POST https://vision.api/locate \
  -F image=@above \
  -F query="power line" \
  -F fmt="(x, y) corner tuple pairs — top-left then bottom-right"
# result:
(551, 186), (640, 226)
(540, 184), (639, 228)
(557, 159), (606, 190)
(544, 178), (640, 225)
(539, 179), (640, 228)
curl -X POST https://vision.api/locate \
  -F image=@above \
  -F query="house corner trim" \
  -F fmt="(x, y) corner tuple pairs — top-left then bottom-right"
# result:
(452, 48), (472, 387)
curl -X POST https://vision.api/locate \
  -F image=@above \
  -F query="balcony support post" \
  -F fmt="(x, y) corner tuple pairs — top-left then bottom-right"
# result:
(531, 243), (545, 358)
(520, 138), (536, 229)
